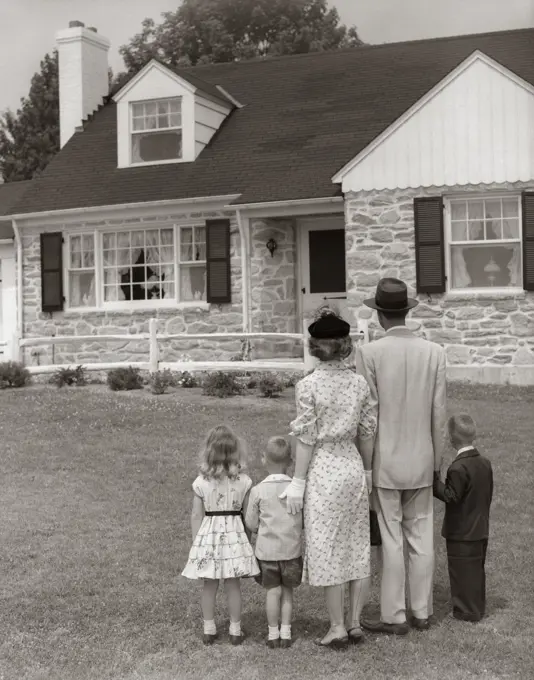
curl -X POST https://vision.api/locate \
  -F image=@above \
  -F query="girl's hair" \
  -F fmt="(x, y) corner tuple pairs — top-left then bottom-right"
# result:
(308, 305), (353, 362)
(199, 425), (246, 480)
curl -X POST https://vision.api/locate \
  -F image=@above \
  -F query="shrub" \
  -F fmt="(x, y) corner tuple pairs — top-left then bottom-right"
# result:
(178, 371), (197, 388)
(282, 371), (301, 388)
(51, 365), (87, 388)
(258, 374), (285, 398)
(202, 371), (243, 398)
(106, 366), (144, 392)
(149, 369), (176, 395)
(0, 361), (31, 388)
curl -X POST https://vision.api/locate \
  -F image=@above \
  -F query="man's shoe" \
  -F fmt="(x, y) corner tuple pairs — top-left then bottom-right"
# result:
(360, 619), (409, 636)
(411, 617), (430, 631)
(280, 638), (292, 649)
(266, 638), (280, 649)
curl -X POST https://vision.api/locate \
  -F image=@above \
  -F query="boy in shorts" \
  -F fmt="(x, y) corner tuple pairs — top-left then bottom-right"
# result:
(244, 437), (303, 648)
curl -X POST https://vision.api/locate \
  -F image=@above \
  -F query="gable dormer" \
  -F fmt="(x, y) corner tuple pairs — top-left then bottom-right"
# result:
(113, 60), (236, 168)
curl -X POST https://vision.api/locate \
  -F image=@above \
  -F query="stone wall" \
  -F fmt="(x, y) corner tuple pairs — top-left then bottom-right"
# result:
(249, 218), (300, 359)
(345, 182), (534, 379)
(21, 209), (245, 366)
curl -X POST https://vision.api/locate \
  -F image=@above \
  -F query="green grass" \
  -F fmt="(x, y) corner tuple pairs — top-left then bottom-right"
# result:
(0, 382), (533, 680)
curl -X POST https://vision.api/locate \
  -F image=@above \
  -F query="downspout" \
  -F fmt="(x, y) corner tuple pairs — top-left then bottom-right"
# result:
(12, 218), (23, 362)
(235, 209), (252, 334)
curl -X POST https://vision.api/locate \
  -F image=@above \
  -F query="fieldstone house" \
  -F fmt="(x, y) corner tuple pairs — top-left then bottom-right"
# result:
(0, 22), (533, 383)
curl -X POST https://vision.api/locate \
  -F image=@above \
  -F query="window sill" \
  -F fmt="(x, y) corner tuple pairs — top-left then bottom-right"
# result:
(445, 288), (526, 301)
(125, 158), (189, 168)
(63, 301), (211, 316)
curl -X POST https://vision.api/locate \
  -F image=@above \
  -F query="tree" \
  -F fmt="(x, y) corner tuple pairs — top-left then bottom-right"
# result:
(118, 0), (363, 77)
(0, 52), (60, 183)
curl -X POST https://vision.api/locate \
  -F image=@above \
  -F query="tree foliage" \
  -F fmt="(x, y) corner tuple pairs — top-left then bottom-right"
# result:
(0, 52), (60, 183)
(118, 0), (363, 77)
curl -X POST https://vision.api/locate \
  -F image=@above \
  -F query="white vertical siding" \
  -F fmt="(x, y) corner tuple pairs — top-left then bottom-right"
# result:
(194, 96), (231, 158)
(338, 54), (534, 192)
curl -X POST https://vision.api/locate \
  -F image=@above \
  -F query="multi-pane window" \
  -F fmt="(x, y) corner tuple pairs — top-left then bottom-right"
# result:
(448, 197), (522, 290)
(102, 228), (175, 302)
(68, 234), (96, 307)
(65, 226), (207, 308)
(131, 97), (182, 164)
(179, 226), (206, 301)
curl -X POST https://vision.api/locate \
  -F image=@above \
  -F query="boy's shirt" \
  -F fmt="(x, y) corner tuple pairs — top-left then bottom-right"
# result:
(433, 447), (493, 542)
(244, 474), (303, 561)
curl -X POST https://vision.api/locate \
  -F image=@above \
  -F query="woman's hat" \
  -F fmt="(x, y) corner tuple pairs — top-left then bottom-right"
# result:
(308, 313), (350, 339)
(363, 278), (418, 312)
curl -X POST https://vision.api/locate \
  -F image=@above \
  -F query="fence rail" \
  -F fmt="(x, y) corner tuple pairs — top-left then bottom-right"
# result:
(11, 318), (368, 376)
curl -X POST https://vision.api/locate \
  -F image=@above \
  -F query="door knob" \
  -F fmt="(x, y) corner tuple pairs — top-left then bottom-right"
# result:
(301, 287), (306, 294)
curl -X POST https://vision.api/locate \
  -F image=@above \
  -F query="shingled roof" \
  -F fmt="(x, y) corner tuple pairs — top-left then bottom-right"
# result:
(12, 27), (534, 215)
(0, 180), (32, 237)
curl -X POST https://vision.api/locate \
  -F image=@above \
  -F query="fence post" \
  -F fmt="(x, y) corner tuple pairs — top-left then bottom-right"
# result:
(148, 318), (159, 373)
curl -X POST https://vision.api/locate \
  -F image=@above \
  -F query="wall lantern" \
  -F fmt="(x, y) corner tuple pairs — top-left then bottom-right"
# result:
(266, 238), (278, 257)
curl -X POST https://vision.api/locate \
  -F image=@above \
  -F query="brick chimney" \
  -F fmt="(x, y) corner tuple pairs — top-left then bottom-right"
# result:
(56, 21), (111, 148)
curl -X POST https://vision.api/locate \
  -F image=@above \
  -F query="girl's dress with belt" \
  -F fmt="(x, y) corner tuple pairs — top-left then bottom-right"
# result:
(290, 360), (377, 587)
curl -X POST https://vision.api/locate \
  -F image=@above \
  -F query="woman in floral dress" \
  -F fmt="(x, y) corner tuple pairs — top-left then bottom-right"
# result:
(283, 311), (377, 649)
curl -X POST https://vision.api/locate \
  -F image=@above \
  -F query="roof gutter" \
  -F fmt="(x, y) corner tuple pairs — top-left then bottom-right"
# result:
(228, 196), (343, 210)
(9, 194), (242, 222)
(12, 218), (23, 360)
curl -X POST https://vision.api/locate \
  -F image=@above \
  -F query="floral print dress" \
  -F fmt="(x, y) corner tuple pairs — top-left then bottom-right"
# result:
(290, 361), (377, 587)
(182, 473), (260, 580)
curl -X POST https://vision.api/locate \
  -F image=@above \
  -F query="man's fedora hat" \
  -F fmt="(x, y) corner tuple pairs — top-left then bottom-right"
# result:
(308, 312), (350, 339)
(363, 278), (419, 312)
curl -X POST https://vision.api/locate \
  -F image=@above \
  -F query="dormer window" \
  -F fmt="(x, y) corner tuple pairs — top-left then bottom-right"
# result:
(130, 97), (182, 164)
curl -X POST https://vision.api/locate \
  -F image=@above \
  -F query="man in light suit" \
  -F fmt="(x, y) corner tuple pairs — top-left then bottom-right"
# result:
(354, 278), (447, 635)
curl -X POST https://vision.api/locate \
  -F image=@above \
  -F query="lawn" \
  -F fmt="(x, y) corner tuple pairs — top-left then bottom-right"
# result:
(0, 382), (533, 680)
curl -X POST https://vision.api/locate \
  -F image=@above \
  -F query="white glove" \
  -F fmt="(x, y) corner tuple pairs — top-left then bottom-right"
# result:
(365, 470), (373, 495)
(279, 478), (306, 515)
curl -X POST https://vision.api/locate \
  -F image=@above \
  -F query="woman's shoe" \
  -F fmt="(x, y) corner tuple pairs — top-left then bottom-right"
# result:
(347, 627), (364, 644)
(313, 636), (349, 650)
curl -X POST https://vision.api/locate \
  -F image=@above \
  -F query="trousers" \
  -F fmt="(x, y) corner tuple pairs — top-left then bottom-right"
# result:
(374, 486), (434, 624)
(446, 539), (488, 622)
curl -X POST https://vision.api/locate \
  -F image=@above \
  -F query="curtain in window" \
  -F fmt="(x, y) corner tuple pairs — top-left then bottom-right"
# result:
(103, 233), (142, 301)
(69, 273), (96, 306)
(145, 230), (174, 298)
(451, 247), (472, 288)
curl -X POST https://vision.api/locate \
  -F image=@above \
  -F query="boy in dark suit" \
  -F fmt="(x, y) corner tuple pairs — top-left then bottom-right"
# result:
(433, 414), (493, 622)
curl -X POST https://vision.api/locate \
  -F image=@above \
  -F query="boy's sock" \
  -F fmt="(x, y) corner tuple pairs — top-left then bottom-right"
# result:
(268, 625), (280, 641)
(229, 621), (242, 636)
(203, 620), (216, 635)
(280, 624), (291, 640)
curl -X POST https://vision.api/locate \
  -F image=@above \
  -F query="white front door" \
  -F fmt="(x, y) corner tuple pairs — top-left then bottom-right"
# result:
(298, 216), (350, 368)
(0, 245), (17, 361)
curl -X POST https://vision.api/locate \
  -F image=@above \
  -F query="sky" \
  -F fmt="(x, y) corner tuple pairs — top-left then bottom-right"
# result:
(0, 0), (533, 112)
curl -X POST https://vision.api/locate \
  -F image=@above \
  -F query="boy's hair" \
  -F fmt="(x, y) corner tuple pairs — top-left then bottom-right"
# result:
(200, 424), (246, 480)
(448, 414), (477, 444)
(265, 436), (292, 466)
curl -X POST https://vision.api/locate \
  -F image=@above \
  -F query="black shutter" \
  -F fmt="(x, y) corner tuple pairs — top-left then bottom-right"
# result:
(206, 219), (231, 304)
(522, 192), (534, 291)
(40, 232), (64, 312)
(414, 197), (446, 294)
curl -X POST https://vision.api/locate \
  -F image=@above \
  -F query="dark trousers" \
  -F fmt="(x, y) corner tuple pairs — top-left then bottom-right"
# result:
(446, 539), (488, 622)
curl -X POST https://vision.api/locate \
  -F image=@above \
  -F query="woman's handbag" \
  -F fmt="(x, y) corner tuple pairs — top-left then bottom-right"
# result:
(370, 509), (382, 547)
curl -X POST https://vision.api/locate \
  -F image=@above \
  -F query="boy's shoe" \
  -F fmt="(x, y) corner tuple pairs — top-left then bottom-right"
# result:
(411, 617), (430, 631)
(280, 638), (293, 649)
(230, 632), (246, 646)
(203, 633), (217, 645)
(266, 638), (280, 649)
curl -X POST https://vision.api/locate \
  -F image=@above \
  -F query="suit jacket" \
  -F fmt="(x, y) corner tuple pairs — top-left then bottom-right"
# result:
(433, 448), (493, 541)
(354, 326), (447, 489)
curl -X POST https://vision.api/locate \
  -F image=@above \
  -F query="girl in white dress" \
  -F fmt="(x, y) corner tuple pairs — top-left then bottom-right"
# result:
(182, 425), (259, 645)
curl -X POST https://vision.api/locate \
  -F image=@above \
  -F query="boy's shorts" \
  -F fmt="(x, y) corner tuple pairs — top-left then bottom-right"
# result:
(254, 556), (303, 589)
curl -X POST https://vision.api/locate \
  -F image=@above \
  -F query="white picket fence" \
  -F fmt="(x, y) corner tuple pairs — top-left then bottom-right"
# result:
(12, 318), (369, 376)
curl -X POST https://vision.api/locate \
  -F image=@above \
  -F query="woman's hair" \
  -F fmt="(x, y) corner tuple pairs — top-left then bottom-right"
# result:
(308, 306), (353, 362)
(199, 424), (246, 480)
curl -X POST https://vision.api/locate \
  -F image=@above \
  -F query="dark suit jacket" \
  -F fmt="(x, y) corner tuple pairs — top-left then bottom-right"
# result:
(433, 448), (493, 541)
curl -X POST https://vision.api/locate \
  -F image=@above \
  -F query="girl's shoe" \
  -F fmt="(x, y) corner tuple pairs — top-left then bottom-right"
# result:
(280, 638), (292, 649)
(266, 638), (280, 649)
(230, 632), (246, 646)
(203, 633), (217, 645)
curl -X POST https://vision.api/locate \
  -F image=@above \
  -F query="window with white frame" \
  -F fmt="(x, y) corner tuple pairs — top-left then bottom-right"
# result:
(448, 196), (522, 290)
(68, 234), (96, 307)
(130, 97), (182, 164)
(66, 226), (207, 308)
